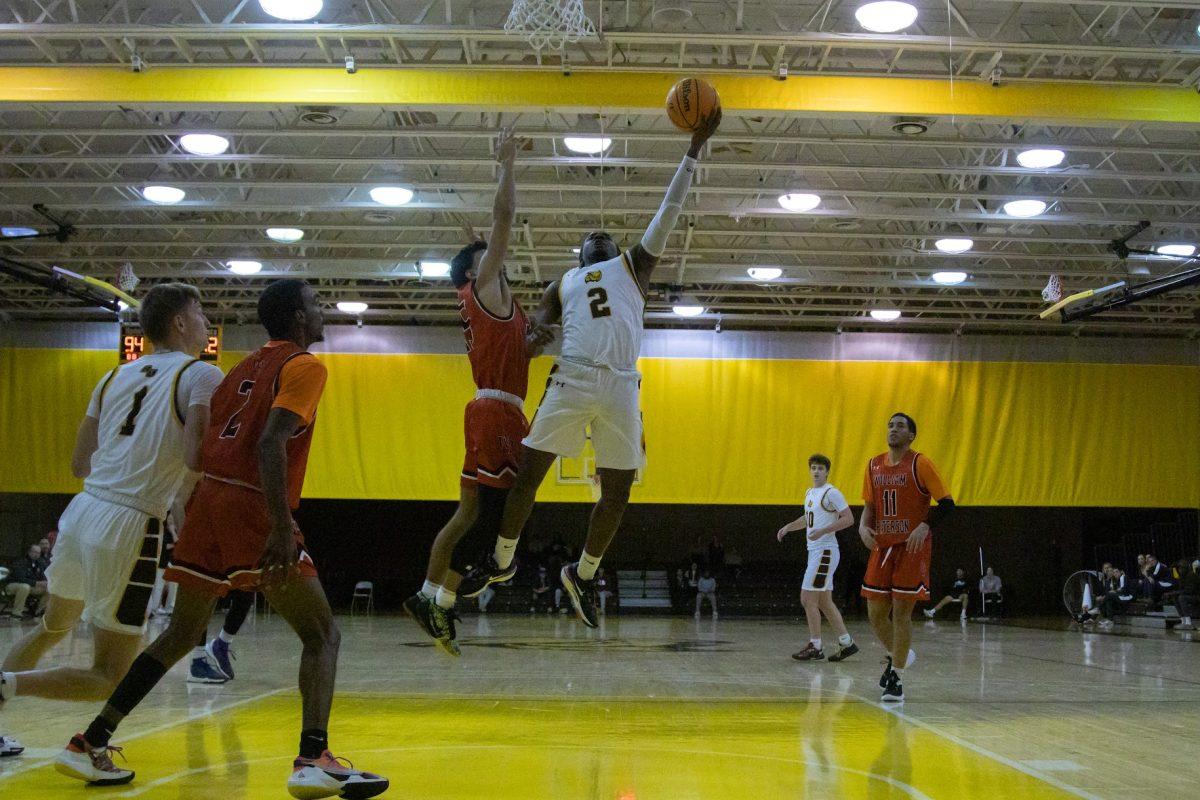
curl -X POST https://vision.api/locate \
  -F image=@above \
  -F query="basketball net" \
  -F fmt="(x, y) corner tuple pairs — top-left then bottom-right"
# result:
(117, 262), (140, 293)
(504, 0), (596, 52)
(1041, 273), (1063, 303)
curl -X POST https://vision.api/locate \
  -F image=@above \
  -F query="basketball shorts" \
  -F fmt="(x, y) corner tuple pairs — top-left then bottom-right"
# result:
(802, 547), (840, 592)
(523, 360), (646, 471)
(462, 397), (528, 489)
(48, 491), (163, 635)
(861, 537), (931, 601)
(165, 477), (318, 597)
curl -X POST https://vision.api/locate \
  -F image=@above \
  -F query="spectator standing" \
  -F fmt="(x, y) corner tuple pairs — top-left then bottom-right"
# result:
(695, 570), (718, 619)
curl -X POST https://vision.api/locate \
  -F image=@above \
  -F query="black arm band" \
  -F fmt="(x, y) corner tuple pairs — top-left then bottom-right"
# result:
(928, 497), (956, 527)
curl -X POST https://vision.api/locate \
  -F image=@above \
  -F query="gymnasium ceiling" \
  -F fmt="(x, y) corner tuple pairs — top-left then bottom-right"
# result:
(1, 0), (1200, 336)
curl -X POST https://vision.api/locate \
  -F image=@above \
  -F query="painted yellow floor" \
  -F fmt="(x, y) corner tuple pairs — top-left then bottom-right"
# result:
(2, 613), (1198, 799)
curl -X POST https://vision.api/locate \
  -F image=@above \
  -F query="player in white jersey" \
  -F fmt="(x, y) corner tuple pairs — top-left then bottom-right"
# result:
(776, 454), (859, 662)
(465, 108), (722, 629)
(0, 284), (221, 763)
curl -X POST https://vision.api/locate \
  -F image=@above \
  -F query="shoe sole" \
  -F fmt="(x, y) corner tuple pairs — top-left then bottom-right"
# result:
(559, 566), (598, 629)
(0, 749), (23, 758)
(186, 676), (228, 684)
(881, 694), (905, 703)
(54, 758), (134, 785)
(288, 772), (389, 800)
(434, 636), (461, 658)
(827, 644), (859, 662)
(204, 641), (234, 681)
(401, 597), (440, 640)
(791, 654), (824, 661)
(459, 564), (518, 599)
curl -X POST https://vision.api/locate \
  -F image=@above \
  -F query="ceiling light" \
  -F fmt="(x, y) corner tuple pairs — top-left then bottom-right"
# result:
(420, 261), (451, 277)
(562, 136), (612, 155)
(870, 308), (902, 321)
(265, 227), (305, 243)
(259, 0), (323, 21)
(179, 133), (230, 156)
(855, 1), (919, 33)
(932, 271), (968, 286)
(672, 305), (705, 317)
(1015, 148), (1065, 169)
(747, 267), (782, 281)
(369, 186), (413, 206)
(226, 260), (262, 275)
(935, 237), (973, 254)
(1, 226), (37, 237)
(572, 247), (581, 254)
(1003, 199), (1047, 218)
(142, 185), (185, 204)
(117, 300), (130, 311)
(337, 301), (368, 314)
(777, 193), (821, 212)
(1156, 244), (1196, 258)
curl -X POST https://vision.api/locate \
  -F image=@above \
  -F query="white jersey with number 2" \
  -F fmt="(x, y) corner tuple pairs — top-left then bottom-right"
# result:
(557, 251), (646, 374)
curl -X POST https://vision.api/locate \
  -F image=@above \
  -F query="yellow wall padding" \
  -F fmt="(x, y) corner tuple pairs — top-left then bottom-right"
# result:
(2, 347), (1196, 507)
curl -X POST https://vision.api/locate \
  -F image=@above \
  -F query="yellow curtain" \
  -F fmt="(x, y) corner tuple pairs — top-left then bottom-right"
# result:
(2, 347), (1196, 507)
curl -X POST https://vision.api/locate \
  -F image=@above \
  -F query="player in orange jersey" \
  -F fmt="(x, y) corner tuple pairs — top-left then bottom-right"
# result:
(57, 280), (388, 800)
(403, 129), (555, 657)
(859, 412), (955, 702)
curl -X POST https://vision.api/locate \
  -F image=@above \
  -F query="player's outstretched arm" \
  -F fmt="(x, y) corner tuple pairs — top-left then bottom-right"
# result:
(476, 129), (524, 314)
(70, 414), (99, 478)
(628, 109), (722, 291)
(525, 281), (562, 357)
(257, 407), (304, 584)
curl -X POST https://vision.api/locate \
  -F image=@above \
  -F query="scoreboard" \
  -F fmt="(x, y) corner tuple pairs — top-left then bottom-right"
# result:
(120, 324), (221, 363)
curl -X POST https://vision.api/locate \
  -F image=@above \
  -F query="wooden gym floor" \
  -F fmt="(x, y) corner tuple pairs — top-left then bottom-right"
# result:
(1, 612), (1197, 798)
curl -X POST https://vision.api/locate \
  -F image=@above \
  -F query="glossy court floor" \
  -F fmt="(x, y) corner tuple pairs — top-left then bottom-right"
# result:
(1, 612), (1197, 799)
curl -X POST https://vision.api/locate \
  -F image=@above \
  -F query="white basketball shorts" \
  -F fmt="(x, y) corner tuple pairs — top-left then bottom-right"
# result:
(802, 547), (840, 592)
(47, 491), (164, 635)
(523, 360), (646, 471)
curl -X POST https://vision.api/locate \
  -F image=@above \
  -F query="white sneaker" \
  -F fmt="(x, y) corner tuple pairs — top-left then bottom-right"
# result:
(288, 750), (389, 800)
(55, 734), (134, 785)
(1, 734), (24, 757)
(923, 609), (935, 619)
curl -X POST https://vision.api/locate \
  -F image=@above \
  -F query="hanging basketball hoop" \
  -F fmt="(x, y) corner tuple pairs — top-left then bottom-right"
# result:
(117, 262), (140, 294)
(1041, 273), (1063, 304)
(504, 0), (597, 52)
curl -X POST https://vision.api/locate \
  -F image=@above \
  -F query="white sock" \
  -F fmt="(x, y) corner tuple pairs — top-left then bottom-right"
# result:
(421, 580), (441, 600)
(838, 633), (853, 646)
(218, 630), (235, 645)
(811, 638), (822, 650)
(1, 671), (15, 701)
(494, 537), (518, 569)
(191, 646), (207, 660)
(577, 551), (602, 581)
(435, 587), (456, 610)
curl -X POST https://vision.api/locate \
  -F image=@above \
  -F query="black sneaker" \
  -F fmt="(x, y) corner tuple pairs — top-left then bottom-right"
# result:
(878, 656), (894, 688)
(428, 603), (461, 657)
(458, 555), (519, 599)
(791, 642), (825, 661)
(827, 642), (859, 662)
(560, 563), (600, 628)
(403, 593), (444, 641)
(881, 670), (904, 702)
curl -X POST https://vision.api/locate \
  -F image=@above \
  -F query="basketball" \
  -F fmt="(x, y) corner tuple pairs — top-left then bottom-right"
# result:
(666, 77), (720, 132)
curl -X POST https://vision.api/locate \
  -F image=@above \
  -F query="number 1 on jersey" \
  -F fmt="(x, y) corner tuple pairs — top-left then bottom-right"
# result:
(882, 489), (898, 517)
(118, 386), (149, 436)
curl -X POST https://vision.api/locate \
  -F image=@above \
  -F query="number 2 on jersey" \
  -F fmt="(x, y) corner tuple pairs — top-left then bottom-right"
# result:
(587, 287), (611, 319)
(882, 489), (898, 517)
(219, 380), (256, 439)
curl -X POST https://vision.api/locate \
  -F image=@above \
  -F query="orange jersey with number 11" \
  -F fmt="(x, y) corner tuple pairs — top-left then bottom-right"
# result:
(862, 450), (950, 548)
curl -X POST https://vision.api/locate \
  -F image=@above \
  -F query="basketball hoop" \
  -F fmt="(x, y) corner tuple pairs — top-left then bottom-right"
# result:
(504, 0), (597, 52)
(1041, 273), (1063, 304)
(117, 262), (140, 294)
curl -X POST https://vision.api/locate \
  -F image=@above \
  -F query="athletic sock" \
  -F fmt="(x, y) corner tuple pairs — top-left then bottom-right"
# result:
(811, 638), (822, 650)
(577, 551), (602, 581)
(421, 581), (440, 600)
(191, 646), (207, 661)
(299, 728), (328, 760)
(0, 671), (15, 701)
(838, 633), (853, 646)
(218, 630), (235, 645)
(435, 587), (456, 610)
(494, 537), (518, 569)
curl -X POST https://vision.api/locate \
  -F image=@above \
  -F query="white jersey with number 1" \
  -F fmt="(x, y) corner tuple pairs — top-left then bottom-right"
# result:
(557, 251), (646, 374)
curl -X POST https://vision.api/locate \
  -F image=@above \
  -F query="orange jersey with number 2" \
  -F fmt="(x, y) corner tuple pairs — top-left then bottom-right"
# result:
(862, 450), (950, 548)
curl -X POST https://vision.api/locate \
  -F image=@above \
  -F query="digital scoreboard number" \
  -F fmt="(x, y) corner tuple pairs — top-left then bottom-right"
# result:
(120, 325), (221, 363)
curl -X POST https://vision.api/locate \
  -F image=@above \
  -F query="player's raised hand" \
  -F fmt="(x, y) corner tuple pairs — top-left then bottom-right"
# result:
(688, 108), (722, 155)
(496, 127), (526, 164)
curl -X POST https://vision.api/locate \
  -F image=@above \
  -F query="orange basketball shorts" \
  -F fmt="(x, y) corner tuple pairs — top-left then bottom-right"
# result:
(860, 536), (932, 601)
(165, 477), (318, 597)
(461, 398), (528, 490)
